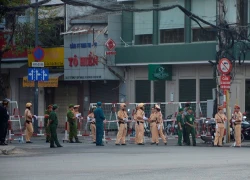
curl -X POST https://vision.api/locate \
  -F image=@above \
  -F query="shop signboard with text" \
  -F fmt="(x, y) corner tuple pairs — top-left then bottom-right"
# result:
(28, 47), (64, 67)
(148, 64), (172, 81)
(64, 34), (121, 80)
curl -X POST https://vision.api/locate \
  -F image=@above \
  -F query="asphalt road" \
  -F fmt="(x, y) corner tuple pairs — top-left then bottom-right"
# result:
(1, 137), (250, 180)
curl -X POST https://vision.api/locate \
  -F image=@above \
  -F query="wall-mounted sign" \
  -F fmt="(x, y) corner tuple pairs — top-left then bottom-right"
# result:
(23, 77), (58, 87)
(64, 34), (122, 81)
(148, 65), (172, 81)
(68, 52), (98, 67)
(28, 47), (64, 67)
(70, 42), (97, 49)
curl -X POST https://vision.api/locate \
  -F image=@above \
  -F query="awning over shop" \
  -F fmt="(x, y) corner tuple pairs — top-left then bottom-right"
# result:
(22, 73), (63, 88)
(1, 62), (27, 69)
(60, 24), (107, 35)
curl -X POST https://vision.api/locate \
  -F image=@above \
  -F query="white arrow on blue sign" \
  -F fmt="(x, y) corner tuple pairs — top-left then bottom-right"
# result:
(28, 68), (49, 81)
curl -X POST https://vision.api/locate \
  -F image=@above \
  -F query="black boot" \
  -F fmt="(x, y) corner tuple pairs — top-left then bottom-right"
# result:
(75, 137), (82, 143)
(69, 139), (75, 143)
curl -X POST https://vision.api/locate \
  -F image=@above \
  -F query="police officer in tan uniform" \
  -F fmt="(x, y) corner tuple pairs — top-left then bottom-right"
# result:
(134, 103), (147, 145)
(155, 105), (167, 145)
(214, 106), (227, 147)
(149, 107), (159, 145)
(233, 104), (242, 147)
(25, 103), (34, 143)
(115, 103), (128, 145)
(87, 106), (97, 143)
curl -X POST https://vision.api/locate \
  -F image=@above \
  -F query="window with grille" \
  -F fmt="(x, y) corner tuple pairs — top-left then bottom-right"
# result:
(160, 28), (184, 43)
(135, 34), (153, 45)
(192, 28), (217, 42)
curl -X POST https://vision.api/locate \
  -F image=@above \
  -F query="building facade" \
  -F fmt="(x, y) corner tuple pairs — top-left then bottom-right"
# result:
(115, 0), (250, 114)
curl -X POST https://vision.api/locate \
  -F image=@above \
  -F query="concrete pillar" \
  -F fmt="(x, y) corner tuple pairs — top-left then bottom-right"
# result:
(196, 66), (200, 118)
(151, 81), (154, 104)
(119, 82), (126, 103)
(38, 87), (44, 116)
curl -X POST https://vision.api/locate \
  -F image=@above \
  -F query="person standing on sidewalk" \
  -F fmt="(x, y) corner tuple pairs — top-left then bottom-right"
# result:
(67, 104), (81, 143)
(25, 103), (34, 143)
(48, 104), (62, 148)
(94, 102), (106, 146)
(115, 103), (129, 145)
(0, 98), (10, 145)
(73, 105), (83, 143)
(182, 103), (190, 145)
(155, 105), (167, 145)
(44, 104), (53, 143)
(177, 108), (184, 146)
(185, 107), (196, 146)
(87, 106), (97, 143)
(149, 107), (159, 145)
(233, 105), (242, 147)
(214, 106), (227, 147)
(134, 103), (147, 145)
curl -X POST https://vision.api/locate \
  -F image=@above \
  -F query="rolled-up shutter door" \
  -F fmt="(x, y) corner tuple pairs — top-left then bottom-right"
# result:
(90, 80), (119, 103)
(179, 79), (196, 102)
(135, 80), (151, 103)
(54, 83), (78, 128)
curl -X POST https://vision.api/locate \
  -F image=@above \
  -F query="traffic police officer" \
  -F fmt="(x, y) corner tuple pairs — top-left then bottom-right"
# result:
(48, 104), (62, 148)
(149, 107), (158, 145)
(134, 103), (147, 145)
(115, 103), (129, 145)
(184, 107), (196, 146)
(233, 104), (242, 147)
(25, 102), (34, 143)
(155, 105), (167, 145)
(87, 106), (97, 143)
(214, 106), (227, 147)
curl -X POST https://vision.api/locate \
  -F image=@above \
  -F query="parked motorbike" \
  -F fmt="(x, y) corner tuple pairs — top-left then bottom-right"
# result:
(230, 115), (250, 142)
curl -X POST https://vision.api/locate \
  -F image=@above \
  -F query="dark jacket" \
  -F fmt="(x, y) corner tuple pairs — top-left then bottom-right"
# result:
(0, 105), (9, 124)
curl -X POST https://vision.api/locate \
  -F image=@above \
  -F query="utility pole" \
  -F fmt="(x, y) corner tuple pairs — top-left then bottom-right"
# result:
(217, 0), (230, 143)
(34, 0), (39, 133)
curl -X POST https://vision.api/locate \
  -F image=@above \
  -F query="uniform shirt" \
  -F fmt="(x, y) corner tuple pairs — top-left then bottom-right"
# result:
(134, 109), (145, 122)
(67, 110), (75, 123)
(149, 113), (157, 123)
(44, 110), (51, 125)
(88, 113), (95, 123)
(176, 113), (184, 129)
(117, 110), (128, 122)
(185, 113), (195, 125)
(94, 107), (105, 123)
(0, 105), (9, 124)
(215, 113), (226, 123)
(234, 111), (242, 125)
(156, 112), (163, 124)
(49, 111), (58, 126)
(25, 109), (32, 121)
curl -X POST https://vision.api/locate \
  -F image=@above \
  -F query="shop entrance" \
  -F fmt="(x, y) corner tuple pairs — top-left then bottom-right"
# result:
(245, 80), (250, 118)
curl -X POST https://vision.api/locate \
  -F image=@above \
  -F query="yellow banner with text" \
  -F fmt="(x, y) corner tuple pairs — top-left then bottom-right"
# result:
(23, 77), (59, 87)
(28, 47), (64, 67)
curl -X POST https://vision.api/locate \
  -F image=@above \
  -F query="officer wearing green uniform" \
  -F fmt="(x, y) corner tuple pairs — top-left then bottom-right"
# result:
(185, 107), (196, 146)
(44, 104), (53, 143)
(67, 104), (81, 143)
(177, 108), (184, 146)
(48, 104), (62, 148)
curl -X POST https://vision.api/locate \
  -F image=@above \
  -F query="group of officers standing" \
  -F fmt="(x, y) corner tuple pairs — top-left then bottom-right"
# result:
(0, 98), (244, 147)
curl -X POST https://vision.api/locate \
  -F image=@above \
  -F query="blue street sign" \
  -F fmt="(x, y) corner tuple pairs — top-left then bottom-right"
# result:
(28, 68), (49, 81)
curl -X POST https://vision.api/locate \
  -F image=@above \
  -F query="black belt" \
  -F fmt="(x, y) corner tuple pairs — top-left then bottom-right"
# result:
(119, 122), (125, 124)
(151, 120), (156, 122)
(26, 120), (32, 124)
(217, 122), (223, 123)
(91, 122), (96, 124)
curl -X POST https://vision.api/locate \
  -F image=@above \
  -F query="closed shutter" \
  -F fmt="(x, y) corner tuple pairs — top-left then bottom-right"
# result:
(136, 80), (151, 103)
(154, 81), (165, 102)
(200, 79), (216, 101)
(179, 79), (196, 102)
(54, 82), (78, 128)
(18, 79), (34, 124)
(90, 80), (119, 103)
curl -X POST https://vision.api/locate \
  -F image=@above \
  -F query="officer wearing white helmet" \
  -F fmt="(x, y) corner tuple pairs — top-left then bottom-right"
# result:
(115, 103), (129, 145)
(0, 98), (10, 145)
(134, 103), (148, 145)
(25, 102), (34, 143)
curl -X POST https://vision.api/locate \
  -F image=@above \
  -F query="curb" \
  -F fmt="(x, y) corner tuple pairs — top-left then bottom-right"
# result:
(0, 146), (16, 155)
